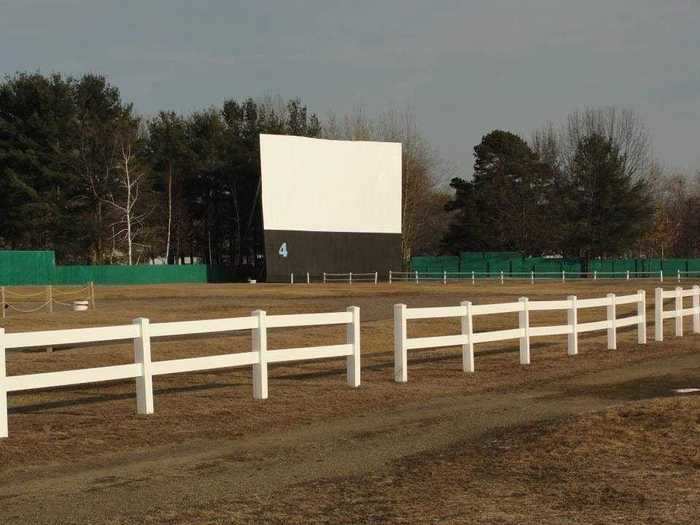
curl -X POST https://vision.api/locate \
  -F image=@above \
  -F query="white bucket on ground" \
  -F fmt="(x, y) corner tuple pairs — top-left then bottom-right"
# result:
(72, 300), (89, 312)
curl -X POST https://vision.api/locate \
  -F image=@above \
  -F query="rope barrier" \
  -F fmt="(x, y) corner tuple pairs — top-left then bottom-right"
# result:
(52, 287), (90, 297)
(1, 283), (93, 316)
(3, 289), (48, 299)
(6, 302), (51, 313)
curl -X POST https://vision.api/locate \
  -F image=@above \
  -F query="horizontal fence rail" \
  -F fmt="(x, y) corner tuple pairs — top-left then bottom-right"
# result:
(654, 286), (700, 341)
(321, 272), (378, 284)
(393, 291), (647, 382)
(0, 307), (361, 438)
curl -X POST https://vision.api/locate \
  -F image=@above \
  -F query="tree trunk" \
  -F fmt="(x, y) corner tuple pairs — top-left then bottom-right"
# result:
(165, 163), (173, 264)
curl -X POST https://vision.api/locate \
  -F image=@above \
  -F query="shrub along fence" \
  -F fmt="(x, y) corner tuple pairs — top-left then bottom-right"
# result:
(0, 307), (361, 438)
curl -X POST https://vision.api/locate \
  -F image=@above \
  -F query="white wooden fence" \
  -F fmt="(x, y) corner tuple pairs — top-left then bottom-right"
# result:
(393, 291), (647, 382)
(654, 286), (700, 341)
(0, 307), (361, 438)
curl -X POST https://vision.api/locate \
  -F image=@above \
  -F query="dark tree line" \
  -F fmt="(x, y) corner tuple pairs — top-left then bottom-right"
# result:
(441, 107), (693, 260)
(4, 72), (696, 270)
(0, 72), (321, 276)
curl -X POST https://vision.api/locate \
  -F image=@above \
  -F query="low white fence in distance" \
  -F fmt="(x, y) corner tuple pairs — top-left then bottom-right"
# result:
(393, 291), (646, 382)
(654, 286), (700, 341)
(322, 272), (378, 284)
(0, 307), (361, 438)
(388, 270), (684, 285)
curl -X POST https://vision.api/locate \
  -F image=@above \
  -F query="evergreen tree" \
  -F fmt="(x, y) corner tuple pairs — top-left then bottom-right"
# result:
(560, 133), (653, 259)
(443, 130), (556, 255)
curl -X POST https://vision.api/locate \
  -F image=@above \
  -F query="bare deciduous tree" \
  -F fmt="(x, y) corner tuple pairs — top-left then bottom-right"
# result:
(105, 122), (150, 265)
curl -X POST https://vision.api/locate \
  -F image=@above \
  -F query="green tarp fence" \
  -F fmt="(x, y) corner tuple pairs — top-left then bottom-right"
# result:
(411, 252), (700, 278)
(0, 251), (233, 285)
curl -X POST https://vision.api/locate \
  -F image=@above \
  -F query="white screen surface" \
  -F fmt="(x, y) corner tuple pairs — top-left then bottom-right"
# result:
(260, 134), (402, 234)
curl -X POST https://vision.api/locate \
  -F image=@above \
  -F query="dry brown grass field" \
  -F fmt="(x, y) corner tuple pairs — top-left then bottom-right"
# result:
(1, 280), (699, 524)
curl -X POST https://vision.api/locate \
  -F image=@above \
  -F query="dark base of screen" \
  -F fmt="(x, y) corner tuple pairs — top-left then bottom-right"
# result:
(263, 230), (402, 282)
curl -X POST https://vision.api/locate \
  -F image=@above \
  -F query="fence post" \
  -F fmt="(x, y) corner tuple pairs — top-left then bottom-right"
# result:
(637, 290), (647, 345)
(415, 271), (419, 284)
(675, 287), (683, 337)
(594, 270), (597, 280)
(677, 269), (681, 283)
(0, 328), (7, 438)
(388, 270), (392, 284)
(133, 318), (154, 414)
(323, 272), (326, 284)
(47, 285), (53, 313)
(660, 270), (664, 283)
(346, 306), (361, 387)
(252, 310), (268, 400)
(90, 281), (96, 310)
(461, 301), (474, 373)
(1, 287), (5, 319)
(626, 270), (630, 281)
(290, 273), (294, 285)
(562, 270), (565, 283)
(443, 271), (447, 285)
(606, 294), (617, 350)
(349, 272), (353, 284)
(567, 295), (578, 356)
(655, 287), (664, 341)
(693, 285), (700, 334)
(530, 271), (534, 285)
(519, 297), (530, 365)
(306, 272), (310, 285)
(394, 304), (407, 383)
(374, 271), (378, 285)
(471, 271), (475, 285)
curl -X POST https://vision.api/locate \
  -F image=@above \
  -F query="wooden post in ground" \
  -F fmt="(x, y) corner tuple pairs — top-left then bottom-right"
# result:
(675, 287), (683, 337)
(461, 301), (474, 373)
(567, 295), (578, 356)
(394, 304), (407, 383)
(693, 285), (700, 334)
(654, 287), (664, 341)
(519, 297), (530, 365)
(133, 317), (154, 414)
(252, 310), (268, 400)
(346, 306), (361, 387)
(0, 328), (7, 438)
(637, 290), (647, 344)
(607, 294), (617, 349)
(90, 281), (96, 310)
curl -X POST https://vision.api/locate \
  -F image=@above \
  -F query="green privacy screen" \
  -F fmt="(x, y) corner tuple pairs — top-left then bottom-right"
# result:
(0, 251), (56, 286)
(51, 264), (208, 285)
(411, 252), (700, 277)
(0, 250), (225, 285)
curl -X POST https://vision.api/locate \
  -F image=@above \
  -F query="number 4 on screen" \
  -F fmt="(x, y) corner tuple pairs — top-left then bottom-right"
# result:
(278, 242), (288, 258)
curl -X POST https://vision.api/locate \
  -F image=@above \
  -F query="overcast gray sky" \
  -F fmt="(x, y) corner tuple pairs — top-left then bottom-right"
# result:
(2, 0), (699, 178)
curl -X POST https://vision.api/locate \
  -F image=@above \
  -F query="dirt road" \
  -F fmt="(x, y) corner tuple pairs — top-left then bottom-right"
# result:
(2, 348), (698, 524)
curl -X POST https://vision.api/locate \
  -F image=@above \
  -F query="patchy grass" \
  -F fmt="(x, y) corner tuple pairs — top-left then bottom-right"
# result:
(131, 396), (700, 524)
(0, 281), (699, 524)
